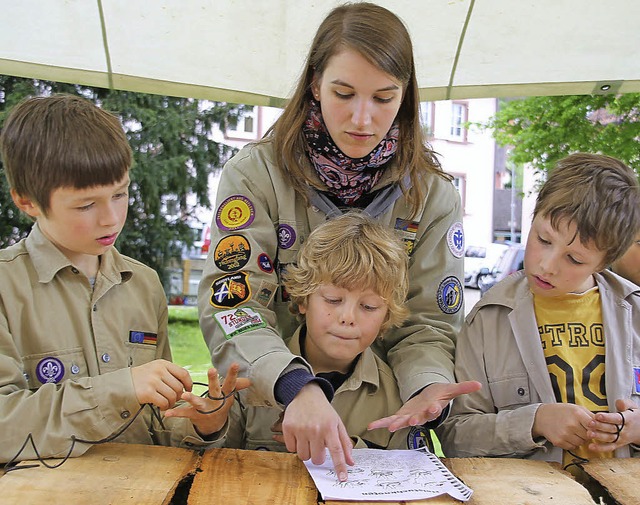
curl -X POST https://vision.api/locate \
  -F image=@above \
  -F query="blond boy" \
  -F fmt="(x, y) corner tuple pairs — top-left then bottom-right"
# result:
(225, 212), (431, 451)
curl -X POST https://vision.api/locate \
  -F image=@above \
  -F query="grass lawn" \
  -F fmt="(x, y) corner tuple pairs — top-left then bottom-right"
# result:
(168, 305), (211, 394)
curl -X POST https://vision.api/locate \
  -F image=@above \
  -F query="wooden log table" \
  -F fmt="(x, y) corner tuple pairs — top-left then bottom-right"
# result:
(0, 443), (199, 505)
(582, 458), (638, 505)
(188, 448), (318, 505)
(1, 443), (636, 504)
(443, 458), (596, 505)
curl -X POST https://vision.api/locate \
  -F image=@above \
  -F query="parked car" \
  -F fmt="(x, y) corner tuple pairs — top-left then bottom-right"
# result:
(463, 243), (509, 288)
(478, 244), (525, 295)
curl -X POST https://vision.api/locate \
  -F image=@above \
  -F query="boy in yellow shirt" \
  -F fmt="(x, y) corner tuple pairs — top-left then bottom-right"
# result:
(437, 153), (640, 470)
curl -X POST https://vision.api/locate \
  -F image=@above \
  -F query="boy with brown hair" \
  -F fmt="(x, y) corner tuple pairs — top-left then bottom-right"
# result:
(437, 153), (640, 468)
(225, 212), (432, 451)
(0, 94), (246, 464)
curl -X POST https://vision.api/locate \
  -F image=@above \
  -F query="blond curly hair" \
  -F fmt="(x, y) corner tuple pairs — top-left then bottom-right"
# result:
(284, 211), (409, 335)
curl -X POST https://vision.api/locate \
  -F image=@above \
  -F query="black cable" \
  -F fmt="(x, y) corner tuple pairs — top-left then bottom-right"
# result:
(5, 382), (233, 472)
(563, 450), (589, 472)
(5, 402), (153, 473)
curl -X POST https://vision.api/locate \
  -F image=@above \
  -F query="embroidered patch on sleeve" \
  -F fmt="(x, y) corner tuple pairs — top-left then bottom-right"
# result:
(257, 252), (274, 273)
(407, 426), (429, 450)
(447, 222), (465, 258)
(277, 224), (297, 249)
(436, 276), (463, 314)
(394, 218), (418, 256)
(215, 195), (255, 231)
(214, 234), (251, 272)
(634, 367), (640, 394)
(129, 330), (158, 345)
(254, 280), (278, 307)
(214, 308), (267, 339)
(209, 272), (251, 309)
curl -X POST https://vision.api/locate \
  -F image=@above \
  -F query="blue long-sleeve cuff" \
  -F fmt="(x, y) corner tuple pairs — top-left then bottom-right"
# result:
(275, 368), (334, 406)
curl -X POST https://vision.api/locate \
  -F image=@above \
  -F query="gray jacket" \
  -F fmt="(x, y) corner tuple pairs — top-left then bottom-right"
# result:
(437, 270), (640, 461)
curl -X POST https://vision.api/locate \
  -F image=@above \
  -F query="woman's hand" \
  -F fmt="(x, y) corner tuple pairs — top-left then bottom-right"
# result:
(367, 381), (482, 432)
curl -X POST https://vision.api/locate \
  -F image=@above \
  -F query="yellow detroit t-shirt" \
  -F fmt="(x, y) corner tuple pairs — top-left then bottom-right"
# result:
(533, 287), (613, 466)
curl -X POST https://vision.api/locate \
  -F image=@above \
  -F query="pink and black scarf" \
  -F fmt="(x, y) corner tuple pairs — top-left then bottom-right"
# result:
(303, 99), (398, 205)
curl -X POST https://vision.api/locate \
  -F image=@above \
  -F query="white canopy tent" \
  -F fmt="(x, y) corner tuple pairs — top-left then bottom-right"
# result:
(1, 0), (639, 106)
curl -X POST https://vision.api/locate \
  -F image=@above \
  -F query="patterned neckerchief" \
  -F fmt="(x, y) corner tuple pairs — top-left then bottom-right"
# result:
(303, 99), (399, 205)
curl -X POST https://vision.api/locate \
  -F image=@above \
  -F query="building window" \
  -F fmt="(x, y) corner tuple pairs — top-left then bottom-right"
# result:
(226, 106), (258, 140)
(451, 174), (466, 212)
(450, 102), (468, 141)
(164, 196), (179, 218)
(419, 101), (434, 137)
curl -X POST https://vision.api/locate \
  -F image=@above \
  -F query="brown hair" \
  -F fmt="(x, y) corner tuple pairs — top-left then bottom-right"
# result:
(284, 211), (409, 335)
(0, 94), (131, 214)
(266, 1), (448, 218)
(533, 153), (640, 267)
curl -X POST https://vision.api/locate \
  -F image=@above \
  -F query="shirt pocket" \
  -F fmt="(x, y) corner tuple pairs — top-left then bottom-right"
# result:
(488, 374), (532, 409)
(125, 342), (159, 367)
(22, 347), (88, 388)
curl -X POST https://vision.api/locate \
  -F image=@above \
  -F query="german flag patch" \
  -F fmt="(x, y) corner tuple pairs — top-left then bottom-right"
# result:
(129, 331), (158, 345)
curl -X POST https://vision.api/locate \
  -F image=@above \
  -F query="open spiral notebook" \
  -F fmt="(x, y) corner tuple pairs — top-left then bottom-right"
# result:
(303, 447), (472, 502)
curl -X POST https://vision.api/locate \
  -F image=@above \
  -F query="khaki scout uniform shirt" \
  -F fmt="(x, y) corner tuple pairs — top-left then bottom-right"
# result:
(0, 224), (215, 463)
(436, 270), (640, 460)
(225, 326), (429, 451)
(198, 141), (465, 407)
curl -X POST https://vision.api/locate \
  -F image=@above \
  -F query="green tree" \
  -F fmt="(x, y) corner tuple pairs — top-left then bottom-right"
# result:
(487, 94), (640, 180)
(0, 75), (245, 284)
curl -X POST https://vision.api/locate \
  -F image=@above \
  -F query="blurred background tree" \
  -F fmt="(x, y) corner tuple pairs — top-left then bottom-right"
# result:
(0, 75), (247, 282)
(487, 93), (640, 182)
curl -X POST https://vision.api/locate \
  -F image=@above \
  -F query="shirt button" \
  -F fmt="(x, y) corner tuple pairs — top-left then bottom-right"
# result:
(71, 267), (80, 274)
(93, 305), (97, 312)
(517, 387), (525, 396)
(120, 410), (131, 419)
(101, 353), (111, 363)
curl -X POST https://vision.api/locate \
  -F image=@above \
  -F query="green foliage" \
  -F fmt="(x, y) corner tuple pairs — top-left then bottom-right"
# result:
(0, 75), (244, 281)
(0, 174), (32, 248)
(487, 94), (640, 181)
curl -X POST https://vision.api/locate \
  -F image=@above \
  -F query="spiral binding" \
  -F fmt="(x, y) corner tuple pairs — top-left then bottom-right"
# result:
(422, 449), (473, 500)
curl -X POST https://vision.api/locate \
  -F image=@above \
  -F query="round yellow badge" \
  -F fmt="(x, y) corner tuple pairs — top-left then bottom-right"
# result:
(215, 195), (255, 231)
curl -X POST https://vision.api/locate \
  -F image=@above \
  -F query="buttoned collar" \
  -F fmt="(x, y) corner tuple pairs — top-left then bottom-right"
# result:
(25, 223), (133, 285)
(288, 325), (381, 392)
